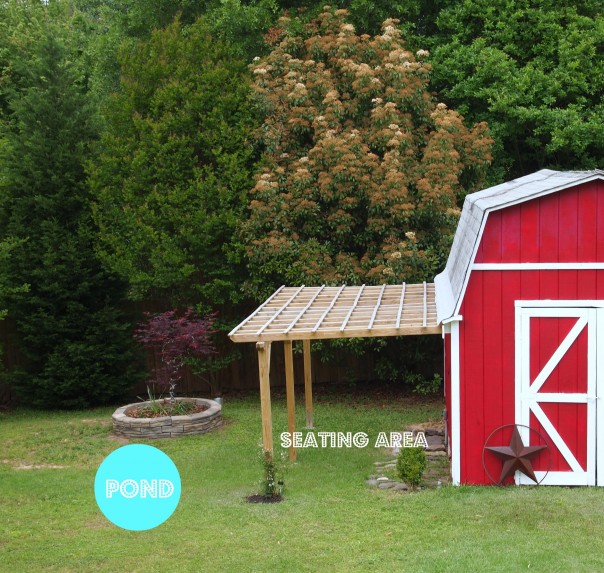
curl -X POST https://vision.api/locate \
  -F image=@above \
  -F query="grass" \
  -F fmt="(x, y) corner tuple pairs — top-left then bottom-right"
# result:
(1, 388), (604, 573)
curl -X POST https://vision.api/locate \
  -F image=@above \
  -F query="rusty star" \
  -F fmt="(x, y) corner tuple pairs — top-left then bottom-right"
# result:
(485, 425), (547, 485)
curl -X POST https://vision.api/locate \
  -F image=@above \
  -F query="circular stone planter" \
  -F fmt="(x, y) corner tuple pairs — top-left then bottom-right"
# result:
(112, 397), (222, 439)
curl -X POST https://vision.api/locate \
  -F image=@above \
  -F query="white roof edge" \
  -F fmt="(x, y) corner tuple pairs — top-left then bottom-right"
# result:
(434, 271), (454, 324)
(467, 169), (604, 213)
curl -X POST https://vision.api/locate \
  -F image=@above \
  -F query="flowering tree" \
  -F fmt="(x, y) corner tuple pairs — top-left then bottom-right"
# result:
(241, 8), (493, 298)
(134, 308), (217, 402)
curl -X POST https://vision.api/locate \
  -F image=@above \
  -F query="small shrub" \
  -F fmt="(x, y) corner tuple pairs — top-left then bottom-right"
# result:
(397, 446), (427, 488)
(134, 308), (217, 402)
(410, 373), (443, 395)
(259, 448), (286, 498)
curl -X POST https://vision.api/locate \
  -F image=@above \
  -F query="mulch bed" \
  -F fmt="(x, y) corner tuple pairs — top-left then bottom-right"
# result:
(245, 494), (283, 503)
(125, 402), (208, 418)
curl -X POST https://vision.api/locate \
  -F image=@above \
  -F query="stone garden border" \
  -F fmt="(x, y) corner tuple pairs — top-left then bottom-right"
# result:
(112, 397), (222, 439)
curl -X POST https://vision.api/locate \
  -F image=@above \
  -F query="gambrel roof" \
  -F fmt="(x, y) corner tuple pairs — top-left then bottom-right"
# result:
(435, 169), (604, 323)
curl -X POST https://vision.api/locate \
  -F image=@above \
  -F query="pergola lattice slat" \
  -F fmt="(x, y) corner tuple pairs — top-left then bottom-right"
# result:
(255, 284), (305, 335)
(311, 284), (346, 333)
(229, 283), (440, 342)
(284, 285), (325, 334)
(395, 283), (406, 328)
(339, 284), (364, 331)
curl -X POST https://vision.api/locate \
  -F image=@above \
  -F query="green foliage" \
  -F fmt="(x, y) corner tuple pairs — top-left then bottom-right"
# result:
(429, 0), (604, 179)
(128, 396), (200, 418)
(397, 446), (427, 488)
(89, 18), (257, 308)
(203, 0), (280, 60)
(259, 448), (285, 497)
(274, 0), (437, 37)
(409, 373), (443, 396)
(0, 239), (29, 321)
(1, 0), (601, 398)
(0, 1), (142, 408)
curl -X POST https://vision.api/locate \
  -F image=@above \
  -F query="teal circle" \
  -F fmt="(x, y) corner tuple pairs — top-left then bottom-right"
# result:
(94, 444), (181, 531)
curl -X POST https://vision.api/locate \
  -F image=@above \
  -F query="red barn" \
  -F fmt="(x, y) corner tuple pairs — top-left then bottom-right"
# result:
(436, 169), (604, 486)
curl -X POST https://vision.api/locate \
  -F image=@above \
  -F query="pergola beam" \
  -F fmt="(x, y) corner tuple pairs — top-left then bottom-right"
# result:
(256, 341), (273, 454)
(283, 340), (297, 461)
(303, 339), (314, 429)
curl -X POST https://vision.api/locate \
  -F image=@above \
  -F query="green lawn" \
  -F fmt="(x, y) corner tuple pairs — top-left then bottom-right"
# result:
(1, 390), (604, 573)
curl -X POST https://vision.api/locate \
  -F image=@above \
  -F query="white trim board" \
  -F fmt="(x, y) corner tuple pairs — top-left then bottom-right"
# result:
(450, 321), (461, 485)
(515, 300), (604, 309)
(473, 263), (604, 271)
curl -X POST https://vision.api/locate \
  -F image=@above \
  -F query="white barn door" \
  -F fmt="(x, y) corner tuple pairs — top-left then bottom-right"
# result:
(515, 304), (604, 486)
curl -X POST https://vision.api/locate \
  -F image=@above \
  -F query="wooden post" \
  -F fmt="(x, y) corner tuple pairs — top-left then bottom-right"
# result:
(284, 340), (297, 461)
(256, 341), (273, 455)
(303, 339), (314, 429)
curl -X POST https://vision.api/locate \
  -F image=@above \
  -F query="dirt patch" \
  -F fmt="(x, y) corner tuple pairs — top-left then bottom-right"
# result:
(407, 420), (445, 434)
(81, 419), (111, 425)
(15, 463), (68, 470)
(246, 494), (283, 504)
(107, 434), (129, 445)
(84, 516), (110, 529)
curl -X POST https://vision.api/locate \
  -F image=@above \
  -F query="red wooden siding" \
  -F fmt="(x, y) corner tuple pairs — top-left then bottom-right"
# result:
(456, 179), (604, 483)
(474, 180), (604, 263)
(459, 270), (604, 483)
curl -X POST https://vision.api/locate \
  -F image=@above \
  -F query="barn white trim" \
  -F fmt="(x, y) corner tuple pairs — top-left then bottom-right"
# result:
(450, 319), (461, 485)
(473, 262), (604, 271)
(514, 300), (604, 308)
(515, 303), (599, 486)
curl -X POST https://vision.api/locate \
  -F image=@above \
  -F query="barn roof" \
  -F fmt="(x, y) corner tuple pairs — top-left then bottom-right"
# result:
(435, 169), (604, 323)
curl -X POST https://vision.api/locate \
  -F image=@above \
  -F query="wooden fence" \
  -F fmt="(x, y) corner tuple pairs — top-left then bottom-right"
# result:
(0, 329), (380, 407)
(0, 315), (442, 407)
(131, 340), (379, 399)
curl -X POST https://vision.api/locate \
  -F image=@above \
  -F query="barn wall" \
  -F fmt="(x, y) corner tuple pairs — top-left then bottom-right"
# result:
(458, 178), (604, 484)
(459, 269), (604, 483)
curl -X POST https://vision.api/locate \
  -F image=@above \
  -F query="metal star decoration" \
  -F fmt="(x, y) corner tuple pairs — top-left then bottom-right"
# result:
(485, 425), (547, 484)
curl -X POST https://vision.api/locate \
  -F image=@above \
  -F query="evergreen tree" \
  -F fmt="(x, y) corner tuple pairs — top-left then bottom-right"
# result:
(89, 19), (257, 311)
(0, 6), (141, 408)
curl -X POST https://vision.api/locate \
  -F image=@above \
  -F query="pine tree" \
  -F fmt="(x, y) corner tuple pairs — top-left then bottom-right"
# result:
(0, 10), (141, 408)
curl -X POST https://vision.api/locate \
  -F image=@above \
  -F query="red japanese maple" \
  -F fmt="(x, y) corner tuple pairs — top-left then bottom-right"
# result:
(134, 308), (217, 402)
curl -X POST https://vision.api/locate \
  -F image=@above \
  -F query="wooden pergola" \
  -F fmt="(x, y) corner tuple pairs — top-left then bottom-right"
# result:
(228, 283), (440, 460)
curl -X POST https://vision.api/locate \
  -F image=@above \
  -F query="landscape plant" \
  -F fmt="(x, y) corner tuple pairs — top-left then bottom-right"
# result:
(397, 446), (427, 488)
(428, 0), (604, 180)
(89, 18), (257, 309)
(242, 7), (493, 298)
(248, 446), (287, 502)
(134, 308), (217, 404)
